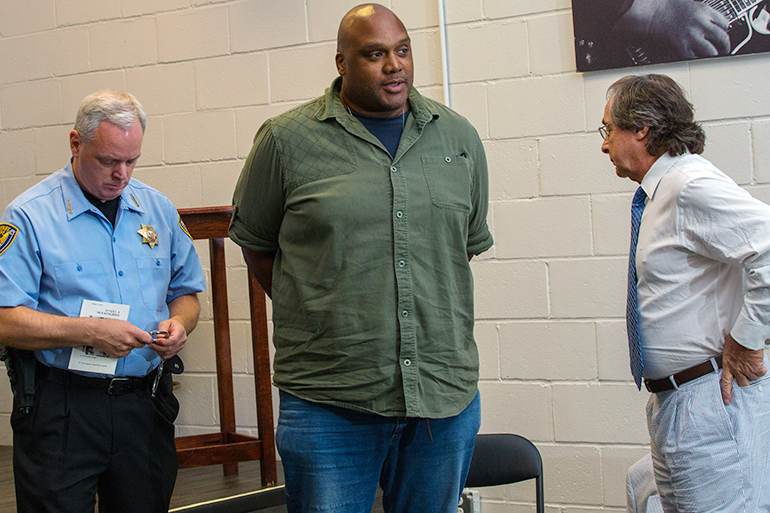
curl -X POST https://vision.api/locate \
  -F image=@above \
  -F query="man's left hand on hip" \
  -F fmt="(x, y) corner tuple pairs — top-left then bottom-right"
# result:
(721, 333), (767, 405)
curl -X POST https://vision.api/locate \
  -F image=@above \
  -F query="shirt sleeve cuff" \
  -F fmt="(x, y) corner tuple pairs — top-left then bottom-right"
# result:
(730, 311), (770, 351)
(467, 230), (493, 256)
(228, 214), (279, 254)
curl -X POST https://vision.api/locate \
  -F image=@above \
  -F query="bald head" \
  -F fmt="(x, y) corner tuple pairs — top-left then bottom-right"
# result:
(337, 4), (401, 53)
(334, 4), (413, 118)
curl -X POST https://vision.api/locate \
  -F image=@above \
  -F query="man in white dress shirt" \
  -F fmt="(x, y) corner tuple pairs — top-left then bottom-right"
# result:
(601, 74), (770, 513)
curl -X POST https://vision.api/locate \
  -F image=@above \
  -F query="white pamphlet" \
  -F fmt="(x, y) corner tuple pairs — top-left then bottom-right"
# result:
(68, 300), (131, 375)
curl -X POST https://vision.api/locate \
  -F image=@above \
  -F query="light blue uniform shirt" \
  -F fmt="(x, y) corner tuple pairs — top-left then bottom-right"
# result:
(0, 161), (206, 377)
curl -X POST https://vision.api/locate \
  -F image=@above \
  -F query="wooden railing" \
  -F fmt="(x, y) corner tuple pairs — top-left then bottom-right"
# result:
(175, 206), (277, 486)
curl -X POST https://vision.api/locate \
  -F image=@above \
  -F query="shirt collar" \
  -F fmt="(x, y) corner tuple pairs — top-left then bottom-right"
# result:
(317, 77), (439, 127)
(640, 151), (690, 201)
(59, 158), (145, 221)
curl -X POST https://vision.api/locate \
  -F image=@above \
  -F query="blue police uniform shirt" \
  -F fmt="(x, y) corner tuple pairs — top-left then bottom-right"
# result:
(0, 160), (207, 377)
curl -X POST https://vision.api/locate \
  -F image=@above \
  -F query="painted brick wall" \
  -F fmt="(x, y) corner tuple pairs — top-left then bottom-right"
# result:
(1, 1), (768, 511)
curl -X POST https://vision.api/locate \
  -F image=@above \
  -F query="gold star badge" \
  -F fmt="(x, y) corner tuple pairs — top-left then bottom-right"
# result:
(138, 224), (158, 249)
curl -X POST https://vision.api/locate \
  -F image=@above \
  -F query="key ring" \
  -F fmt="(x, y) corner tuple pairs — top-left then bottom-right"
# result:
(148, 331), (169, 398)
(149, 330), (169, 342)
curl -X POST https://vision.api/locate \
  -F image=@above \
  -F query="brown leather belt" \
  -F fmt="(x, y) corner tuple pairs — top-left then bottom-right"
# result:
(644, 355), (723, 393)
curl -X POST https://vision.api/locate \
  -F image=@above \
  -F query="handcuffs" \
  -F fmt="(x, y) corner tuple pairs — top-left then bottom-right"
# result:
(149, 330), (169, 398)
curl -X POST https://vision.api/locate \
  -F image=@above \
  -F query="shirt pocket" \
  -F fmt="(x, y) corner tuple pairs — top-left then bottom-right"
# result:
(53, 260), (109, 316)
(421, 155), (472, 213)
(136, 257), (171, 312)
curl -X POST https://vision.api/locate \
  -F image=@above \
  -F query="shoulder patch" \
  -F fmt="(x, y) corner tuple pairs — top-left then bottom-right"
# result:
(179, 215), (193, 241)
(0, 223), (19, 256)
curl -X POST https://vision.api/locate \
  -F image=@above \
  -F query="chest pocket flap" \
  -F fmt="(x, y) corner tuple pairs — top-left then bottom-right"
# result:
(53, 260), (108, 315)
(421, 155), (472, 213)
(136, 257), (171, 312)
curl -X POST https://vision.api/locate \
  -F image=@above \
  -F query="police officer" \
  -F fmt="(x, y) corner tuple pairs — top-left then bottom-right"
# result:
(0, 91), (206, 513)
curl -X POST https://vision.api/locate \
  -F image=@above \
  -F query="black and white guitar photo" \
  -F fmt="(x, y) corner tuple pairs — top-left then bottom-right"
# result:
(626, 0), (770, 65)
(572, 0), (770, 72)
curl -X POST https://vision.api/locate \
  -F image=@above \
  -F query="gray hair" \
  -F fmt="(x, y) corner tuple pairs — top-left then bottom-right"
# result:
(607, 74), (705, 157)
(73, 91), (146, 144)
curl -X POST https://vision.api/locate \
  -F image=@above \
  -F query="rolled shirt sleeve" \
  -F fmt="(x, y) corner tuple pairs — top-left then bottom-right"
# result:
(230, 119), (285, 254)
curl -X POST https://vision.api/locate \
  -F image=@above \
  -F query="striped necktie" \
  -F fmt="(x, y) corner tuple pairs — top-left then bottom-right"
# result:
(627, 186), (647, 390)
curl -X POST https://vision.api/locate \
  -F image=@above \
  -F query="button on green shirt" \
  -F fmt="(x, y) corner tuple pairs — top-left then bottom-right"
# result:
(230, 78), (493, 418)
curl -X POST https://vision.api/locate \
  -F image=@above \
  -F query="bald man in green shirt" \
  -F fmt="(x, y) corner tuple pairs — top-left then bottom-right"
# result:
(230, 4), (493, 512)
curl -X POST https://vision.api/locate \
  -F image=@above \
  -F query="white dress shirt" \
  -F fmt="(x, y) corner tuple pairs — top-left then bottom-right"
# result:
(637, 152), (770, 379)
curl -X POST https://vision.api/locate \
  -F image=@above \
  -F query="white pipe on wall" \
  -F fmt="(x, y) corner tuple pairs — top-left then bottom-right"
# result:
(438, 0), (451, 107)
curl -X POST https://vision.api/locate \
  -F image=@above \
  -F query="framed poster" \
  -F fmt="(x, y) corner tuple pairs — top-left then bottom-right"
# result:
(572, 0), (770, 72)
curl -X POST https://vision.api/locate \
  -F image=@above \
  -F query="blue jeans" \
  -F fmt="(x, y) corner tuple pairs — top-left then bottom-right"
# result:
(276, 390), (481, 513)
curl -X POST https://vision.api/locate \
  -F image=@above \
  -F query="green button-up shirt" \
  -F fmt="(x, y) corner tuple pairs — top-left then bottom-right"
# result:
(230, 78), (493, 417)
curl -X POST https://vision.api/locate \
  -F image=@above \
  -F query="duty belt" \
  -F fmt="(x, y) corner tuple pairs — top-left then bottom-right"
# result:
(37, 362), (155, 395)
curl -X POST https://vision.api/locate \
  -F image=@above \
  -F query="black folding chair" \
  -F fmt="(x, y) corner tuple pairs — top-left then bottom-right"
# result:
(465, 433), (544, 513)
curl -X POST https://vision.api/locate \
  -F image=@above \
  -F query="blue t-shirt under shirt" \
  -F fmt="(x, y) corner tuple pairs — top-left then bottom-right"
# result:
(352, 110), (410, 157)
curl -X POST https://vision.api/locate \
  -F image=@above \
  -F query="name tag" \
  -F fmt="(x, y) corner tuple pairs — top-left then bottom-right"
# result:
(67, 300), (131, 375)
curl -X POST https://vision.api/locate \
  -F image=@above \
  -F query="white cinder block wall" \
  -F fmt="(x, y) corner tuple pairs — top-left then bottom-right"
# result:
(1, 0), (769, 511)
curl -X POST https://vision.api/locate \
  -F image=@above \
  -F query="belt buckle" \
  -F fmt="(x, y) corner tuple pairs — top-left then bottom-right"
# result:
(107, 377), (130, 395)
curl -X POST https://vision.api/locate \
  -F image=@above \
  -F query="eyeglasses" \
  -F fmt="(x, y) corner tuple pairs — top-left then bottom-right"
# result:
(598, 122), (613, 140)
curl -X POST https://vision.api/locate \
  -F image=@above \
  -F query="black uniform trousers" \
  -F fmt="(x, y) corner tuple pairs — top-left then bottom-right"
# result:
(11, 366), (179, 513)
